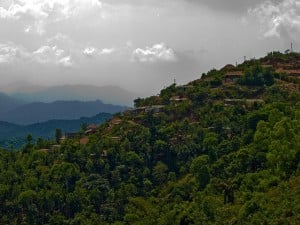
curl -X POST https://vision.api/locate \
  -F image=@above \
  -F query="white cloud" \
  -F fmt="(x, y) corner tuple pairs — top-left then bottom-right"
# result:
(0, 0), (103, 35)
(33, 45), (63, 61)
(249, 0), (300, 39)
(0, 44), (17, 63)
(0, 2), (47, 20)
(0, 43), (29, 63)
(0, 0), (103, 20)
(132, 43), (177, 63)
(83, 46), (115, 57)
(33, 45), (73, 66)
(0, 42), (69, 66)
(59, 56), (73, 67)
(100, 48), (115, 54)
(83, 47), (97, 57)
(1, 41), (116, 66)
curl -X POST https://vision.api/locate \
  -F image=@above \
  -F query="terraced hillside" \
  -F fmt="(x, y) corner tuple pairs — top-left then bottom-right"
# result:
(0, 51), (299, 225)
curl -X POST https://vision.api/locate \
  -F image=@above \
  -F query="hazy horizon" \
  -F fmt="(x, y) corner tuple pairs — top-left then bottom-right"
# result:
(1, 0), (299, 97)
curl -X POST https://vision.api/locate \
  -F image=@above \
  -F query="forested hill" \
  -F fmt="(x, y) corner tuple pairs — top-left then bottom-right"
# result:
(0, 113), (113, 149)
(0, 51), (300, 225)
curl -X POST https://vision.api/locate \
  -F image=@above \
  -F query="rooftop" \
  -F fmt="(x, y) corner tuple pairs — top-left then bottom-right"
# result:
(225, 71), (243, 77)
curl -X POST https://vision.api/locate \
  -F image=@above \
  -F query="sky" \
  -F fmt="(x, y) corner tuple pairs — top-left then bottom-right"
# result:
(0, 0), (299, 96)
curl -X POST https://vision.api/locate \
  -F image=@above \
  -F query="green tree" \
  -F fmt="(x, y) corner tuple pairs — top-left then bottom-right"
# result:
(190, 155), (210, 189)
(238, 64), (275, 86)
(153, 161), (168, 185)
(26, 134), (33, 145)
(55, 128), (62, 144)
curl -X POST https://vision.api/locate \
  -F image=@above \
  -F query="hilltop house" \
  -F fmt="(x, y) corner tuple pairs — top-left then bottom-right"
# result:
(285, 70), (300, 78)
(221, 64), (236, 72)
(59, 132), (77, 143)
(224, 99), (265, 107)
(276, 69), (300, 78)
(170, 96), (189, 102)
(224, 71), (243, 83)
(110, 136), (121, 141)
(277, 63), (294, 70)
(85, 124), (98, 135)
(110, 118), (122, 126)
(80, 137), (89, 145)
(145, 105), (165, 113)
(124, 105), (165, 115)
(64, 132), (77, 139)
(124, 107), (146, 115)
(261, 64), (273, 69)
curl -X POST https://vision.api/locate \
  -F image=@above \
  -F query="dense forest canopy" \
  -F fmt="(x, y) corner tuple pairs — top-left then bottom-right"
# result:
(0, 51), (300, 225)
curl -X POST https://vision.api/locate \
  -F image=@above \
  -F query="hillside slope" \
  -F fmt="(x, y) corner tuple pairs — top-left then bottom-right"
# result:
(0, 51), (299, 225)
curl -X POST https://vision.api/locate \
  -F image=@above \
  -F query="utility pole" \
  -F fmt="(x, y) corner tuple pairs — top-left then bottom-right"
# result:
(291, 42), (293, 52)
(244, 56), (246, 62)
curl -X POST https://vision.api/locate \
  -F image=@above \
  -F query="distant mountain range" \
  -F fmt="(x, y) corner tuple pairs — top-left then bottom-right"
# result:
(0, 113), (112, 149)
(0, 84), (137, 106)
(0, 99), (126, 125)
(0, 92), (24, 113)
(0, 84), (130, 147)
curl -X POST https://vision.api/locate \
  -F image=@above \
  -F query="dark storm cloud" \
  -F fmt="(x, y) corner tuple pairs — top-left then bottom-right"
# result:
(101, 0), (283, 13)
(186, 0), (283, 12)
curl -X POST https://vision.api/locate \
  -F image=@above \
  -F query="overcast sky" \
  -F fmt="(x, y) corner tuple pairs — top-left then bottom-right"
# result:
(0, 0), (299, 96)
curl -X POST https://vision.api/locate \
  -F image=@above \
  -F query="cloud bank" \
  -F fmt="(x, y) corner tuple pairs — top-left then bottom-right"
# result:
(0, 0), (103, 35)
(0, 42), (72, 67)
(0, 0), (299, 97)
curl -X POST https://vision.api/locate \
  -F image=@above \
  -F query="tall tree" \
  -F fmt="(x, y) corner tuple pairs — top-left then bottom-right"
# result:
(55, 128), (62, 144)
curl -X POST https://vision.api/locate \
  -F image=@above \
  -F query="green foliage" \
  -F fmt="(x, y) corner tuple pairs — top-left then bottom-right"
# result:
(206, 69), (224, 87)
(55, 128), (62, 144)
(190, 155), (210, 189)
(238, 64), (275, 86)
